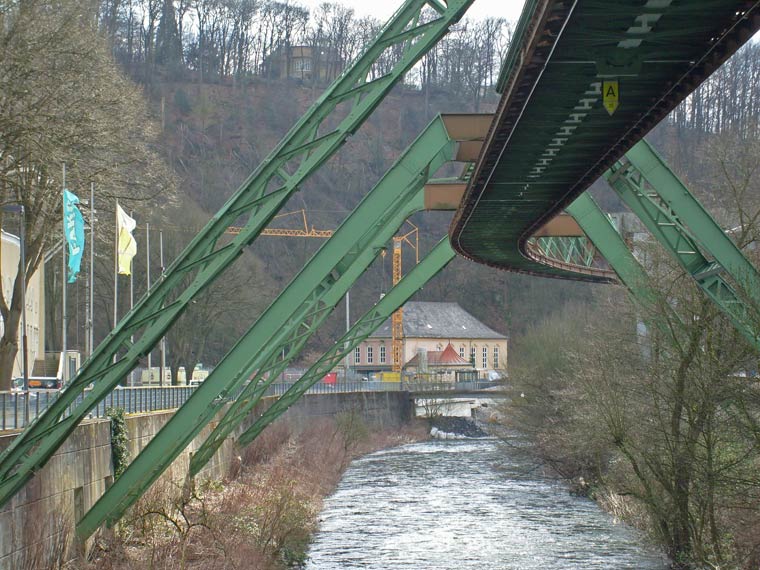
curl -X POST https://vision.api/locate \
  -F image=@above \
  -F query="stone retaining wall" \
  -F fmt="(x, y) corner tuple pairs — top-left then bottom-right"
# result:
(0, 391), (411, 568)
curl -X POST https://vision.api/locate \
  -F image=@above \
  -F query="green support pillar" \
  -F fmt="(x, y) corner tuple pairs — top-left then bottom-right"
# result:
(77, 117), (459, 539)
(236, 238), (455, 449)
(186, 191), (429, 477)
(0, 0), (474, 510)
(567, 193), (657, 308)
(605, 139), (760, 348)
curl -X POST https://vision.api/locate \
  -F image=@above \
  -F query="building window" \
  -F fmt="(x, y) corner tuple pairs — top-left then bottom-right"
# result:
(482, 347), (488, 369)
(354, 346), (361, 364)
(493, 346), (500, 369)
(380, 345), (386, 364)
(470, 347), (476, 365)
(294, 58), (312, 72)
(367, 346), (374, 364)
(459, 346), (465, 359)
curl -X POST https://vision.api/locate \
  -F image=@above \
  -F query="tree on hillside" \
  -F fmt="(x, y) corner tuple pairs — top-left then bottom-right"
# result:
(158, 206), (272, 385)
(577, 252), (760, 569)
(0, 0), (173, 389)
(156, 0), (184, 74)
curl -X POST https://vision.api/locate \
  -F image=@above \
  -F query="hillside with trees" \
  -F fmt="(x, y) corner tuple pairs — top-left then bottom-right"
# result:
(71, 1), (759, 382)
(3, 2), (760, 568)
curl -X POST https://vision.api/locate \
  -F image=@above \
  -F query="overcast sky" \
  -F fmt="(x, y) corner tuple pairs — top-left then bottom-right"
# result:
(296, 0), (526, 24)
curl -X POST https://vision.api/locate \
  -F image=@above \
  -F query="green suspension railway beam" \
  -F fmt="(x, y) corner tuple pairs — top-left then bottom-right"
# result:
(235, 237), (455, 450)
(605, 139), (760, 348)
(0, 0), (474, 510)
(77, 116), (463, 539)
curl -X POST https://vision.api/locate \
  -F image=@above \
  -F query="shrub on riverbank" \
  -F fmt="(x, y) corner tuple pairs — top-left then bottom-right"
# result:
(502, 272), (760, 570)
(84, 416), (428, 569)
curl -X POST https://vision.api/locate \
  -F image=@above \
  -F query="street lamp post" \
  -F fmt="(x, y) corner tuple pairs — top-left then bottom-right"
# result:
(3, 204), (28, 390)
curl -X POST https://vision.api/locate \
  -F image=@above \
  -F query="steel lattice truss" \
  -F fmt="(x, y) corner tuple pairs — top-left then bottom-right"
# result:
(76, 114), (475, 537)
(0, 0), (474, 515)
(605, 139), (760, 349)
(2, 0), (760, 542)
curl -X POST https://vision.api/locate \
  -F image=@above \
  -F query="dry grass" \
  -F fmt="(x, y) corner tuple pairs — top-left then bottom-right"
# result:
(82, 415), (427, 570)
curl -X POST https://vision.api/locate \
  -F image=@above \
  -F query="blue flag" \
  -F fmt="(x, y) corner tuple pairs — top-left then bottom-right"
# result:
(63, 189), (85, 283)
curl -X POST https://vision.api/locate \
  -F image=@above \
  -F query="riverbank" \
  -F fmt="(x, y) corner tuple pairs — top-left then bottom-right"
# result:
(475, 406), (671, 565)
(84, 413), (429, 570)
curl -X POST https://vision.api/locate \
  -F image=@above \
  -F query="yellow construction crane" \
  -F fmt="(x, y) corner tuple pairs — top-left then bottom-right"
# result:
(227, 209), (334, 238)
(234, 210), (418, 374)
(388, 221), (419, 374)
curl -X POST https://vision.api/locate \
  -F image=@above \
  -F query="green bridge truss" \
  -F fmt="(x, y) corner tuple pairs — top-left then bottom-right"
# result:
(0, 0), (474, 515)
(605, 139), (760, 349)
(2, 0), (759, 544)
(77, 114), (470, 538)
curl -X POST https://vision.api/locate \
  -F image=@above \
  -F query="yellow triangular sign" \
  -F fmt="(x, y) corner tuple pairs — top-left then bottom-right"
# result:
(603, 81), (619, 115)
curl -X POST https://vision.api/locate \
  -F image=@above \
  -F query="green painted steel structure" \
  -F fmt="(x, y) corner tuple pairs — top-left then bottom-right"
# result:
(531, 237), (596, 268)
(234, 238), (456, 450)
(0, 0), (473, 512)
(76, 116), (465, 538)
(3, 0), (760, 545)
(451, 0), (760, 278)
(605, 139), (760, 348)
(567, 193), (657, 307)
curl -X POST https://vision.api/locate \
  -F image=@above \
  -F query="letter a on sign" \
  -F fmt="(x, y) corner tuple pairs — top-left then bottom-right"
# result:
(603, 81), (619, 115)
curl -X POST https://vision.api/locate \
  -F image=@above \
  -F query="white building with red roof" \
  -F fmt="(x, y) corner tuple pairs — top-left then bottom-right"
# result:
(353, 302), (508, 381)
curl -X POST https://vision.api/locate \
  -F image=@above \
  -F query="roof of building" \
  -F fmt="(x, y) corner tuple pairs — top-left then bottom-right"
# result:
(266, 45), (342, 60)
(1, 230), (20, 246)
(405, 343), (471, 368)
(370, 301), (507, 340)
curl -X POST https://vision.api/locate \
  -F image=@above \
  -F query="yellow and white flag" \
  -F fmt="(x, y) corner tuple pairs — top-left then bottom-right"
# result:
(116, 204), (137, 275)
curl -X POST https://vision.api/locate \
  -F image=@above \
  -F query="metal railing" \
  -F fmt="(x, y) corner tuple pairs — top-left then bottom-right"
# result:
(0, 381), (503, 431)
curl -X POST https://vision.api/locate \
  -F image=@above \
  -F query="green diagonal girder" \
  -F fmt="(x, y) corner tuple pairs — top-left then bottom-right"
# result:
(186, 189), (429, 477)
(567, 192), (657, 308)
(76, 116), (457, 539)
(605, 139), (760, 349)
(625, 138), (760, 305)
(189, 236), (455, 475)
(236, 237), (455, 450)
(0, 0), (474, 511)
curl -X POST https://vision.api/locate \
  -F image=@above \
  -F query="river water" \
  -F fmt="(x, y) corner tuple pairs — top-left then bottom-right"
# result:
(306, 436), (667, 569)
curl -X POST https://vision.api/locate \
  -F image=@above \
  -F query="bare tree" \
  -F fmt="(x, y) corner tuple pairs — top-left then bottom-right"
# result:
(0, 0), (173, 389)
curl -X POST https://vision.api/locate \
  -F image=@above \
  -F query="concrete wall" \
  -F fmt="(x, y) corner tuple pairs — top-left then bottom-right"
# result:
(0, 391), (411, 568)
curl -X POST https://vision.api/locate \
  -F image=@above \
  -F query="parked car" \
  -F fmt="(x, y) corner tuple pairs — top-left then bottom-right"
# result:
(10, 378), (37, 399)
(26, 377), (61, 390)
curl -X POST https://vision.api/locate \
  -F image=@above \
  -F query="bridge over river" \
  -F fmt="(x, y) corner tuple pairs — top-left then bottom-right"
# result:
(0, 0), (759, 562)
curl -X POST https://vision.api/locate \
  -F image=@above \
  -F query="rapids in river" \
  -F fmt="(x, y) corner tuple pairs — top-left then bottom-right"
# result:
(306, 436), (667, 569)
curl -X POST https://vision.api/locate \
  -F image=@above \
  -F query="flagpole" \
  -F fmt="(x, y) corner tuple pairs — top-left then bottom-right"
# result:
(129, 210), (134, 386)
(146, 223), (151, 377)
(160, 230), (166, 387)
(89, 182), (95, 358)
(61, 164), (67, 385)
(113, 200), (118, 364)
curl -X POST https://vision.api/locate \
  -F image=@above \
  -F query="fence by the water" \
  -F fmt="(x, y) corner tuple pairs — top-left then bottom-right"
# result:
(0, 380), (501, 430)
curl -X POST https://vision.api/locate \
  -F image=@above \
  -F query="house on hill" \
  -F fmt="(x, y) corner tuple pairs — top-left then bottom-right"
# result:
(353, 301), (508, 380)
(263, 45), (343, 83)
